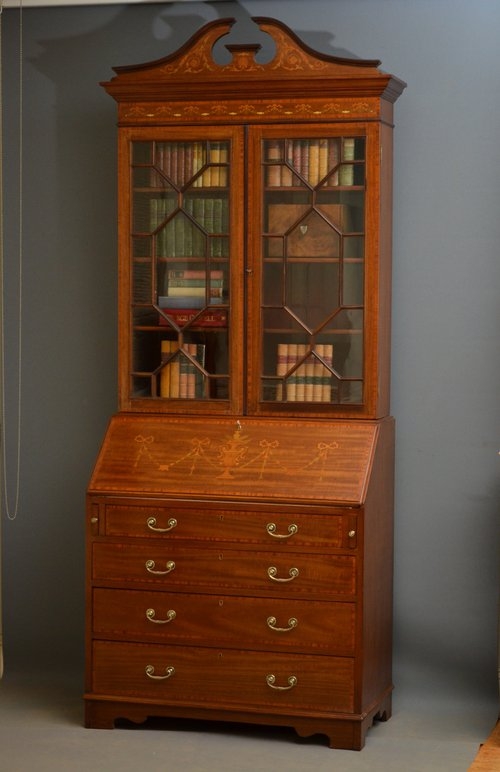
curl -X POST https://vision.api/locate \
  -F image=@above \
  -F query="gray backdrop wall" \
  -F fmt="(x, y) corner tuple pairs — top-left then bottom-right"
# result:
(1, 0), (499, 712)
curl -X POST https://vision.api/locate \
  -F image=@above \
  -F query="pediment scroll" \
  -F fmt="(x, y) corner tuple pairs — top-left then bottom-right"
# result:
(106, 16), (391, 85)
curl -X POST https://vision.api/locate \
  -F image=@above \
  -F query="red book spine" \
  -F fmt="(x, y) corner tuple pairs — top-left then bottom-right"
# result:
(159, 308), (228, 327)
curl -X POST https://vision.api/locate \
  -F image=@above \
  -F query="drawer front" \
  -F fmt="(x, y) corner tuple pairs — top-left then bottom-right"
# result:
(92, 543), (356, 598)
(91, 640), (355, 713)
(93, 588), (356, 655)
(103, 503), (346, 549)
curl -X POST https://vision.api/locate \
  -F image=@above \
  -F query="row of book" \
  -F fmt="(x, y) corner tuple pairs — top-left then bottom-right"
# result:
(266, 138), (356, 188)
(276, 342), (334, 402)
(160, 340), (206, 398)
(148, 138), (358, 191)
(154, 141), (229, 188)
(149, 196), (229, 258)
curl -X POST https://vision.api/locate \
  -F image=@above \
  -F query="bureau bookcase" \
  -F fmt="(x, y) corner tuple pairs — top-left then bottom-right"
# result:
(85, 17), (405, 750)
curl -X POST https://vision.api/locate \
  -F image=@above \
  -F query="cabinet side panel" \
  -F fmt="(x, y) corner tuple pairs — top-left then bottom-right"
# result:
(377, 119), (395, 417)
(360, 416), (395, 707)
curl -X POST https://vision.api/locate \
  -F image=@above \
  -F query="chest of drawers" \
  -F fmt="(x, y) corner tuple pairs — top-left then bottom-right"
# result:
(85, 414), (394, 750)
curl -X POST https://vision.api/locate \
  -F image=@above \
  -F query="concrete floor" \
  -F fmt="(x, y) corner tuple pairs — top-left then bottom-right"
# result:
(0, 663), (497, 772)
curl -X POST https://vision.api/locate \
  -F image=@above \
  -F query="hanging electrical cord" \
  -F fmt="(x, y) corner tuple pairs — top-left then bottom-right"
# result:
(0, 0), (23, 520)
(0, 0), (24, 679)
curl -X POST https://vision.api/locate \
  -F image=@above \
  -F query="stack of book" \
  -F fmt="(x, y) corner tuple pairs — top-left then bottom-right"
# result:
(266, 137), (355, 188)
(158, 269), (227, 327)
(160, 341), (206, 399)
(276, 342), (333, 402)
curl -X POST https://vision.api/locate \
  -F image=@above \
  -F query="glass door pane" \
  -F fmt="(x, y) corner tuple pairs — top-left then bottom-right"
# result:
(261, 136), (365, 405)
(130, 139), (231, 402)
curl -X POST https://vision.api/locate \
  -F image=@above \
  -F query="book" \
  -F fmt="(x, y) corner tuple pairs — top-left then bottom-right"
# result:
(168, 278), (224, 288)
(328, 138), (340, 185)
(316, 343), (334, 402)
(280, 140), (294, 188)
(318, 138), (329, 184)
(339, 137), (355, 186)
(322, 344), (334, 402)
(304, 353), (315, 401)
(292, 343), (306, 401)
(167, 269), (224, 280)
(308, 140), (320, 186)
(158, 295), (205, 309)
(170, 354), (180, 398)
(179, 349), (190, 398)
(181, 342), (207, 398)
(276, 342), (288, 399)
(158, 307), (227, 328)
(192, 142), (204, 183)
(312, 352), (324, 402)
(266, 140), (282, 187)
(166, 286), (224, 298)
(160, 340), (171, 397)
(193, 343), (206, 398)
(286, 343), (298, 401)
(158, 295), (222, 308)
(160, 340), (179, 398)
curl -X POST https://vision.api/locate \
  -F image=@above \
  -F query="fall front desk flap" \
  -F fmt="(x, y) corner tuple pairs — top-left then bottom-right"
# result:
(88, 414), (388, 505)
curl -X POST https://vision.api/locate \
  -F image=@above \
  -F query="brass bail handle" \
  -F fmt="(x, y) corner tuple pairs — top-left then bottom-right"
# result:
(147, 516), (177, 533)
(145, 559), (176, 575)
(266, 674), (298, 691)
(146, 608), (176, 624)
(267, 566), (299, 583)
(267, 616), (298, 633)
(266, 523), (298, 539)
(145, 665), (175, 681)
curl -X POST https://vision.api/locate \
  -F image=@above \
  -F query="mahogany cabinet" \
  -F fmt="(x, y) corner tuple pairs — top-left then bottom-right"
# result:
(85, 17), (405, 750)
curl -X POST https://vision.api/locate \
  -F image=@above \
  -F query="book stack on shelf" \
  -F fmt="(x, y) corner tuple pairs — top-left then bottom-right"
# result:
(158, 269), (227, 328)
(266, 137), (355, 187)
(193, 142), (228, 187)
(155, 141), (228, 188)
(276, 342), (333, 402)
(160, 341), (206, 399)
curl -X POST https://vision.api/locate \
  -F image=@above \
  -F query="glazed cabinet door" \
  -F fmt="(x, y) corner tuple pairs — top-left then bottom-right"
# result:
(246, 123), (389, 419)
(118, 126), (245, 413)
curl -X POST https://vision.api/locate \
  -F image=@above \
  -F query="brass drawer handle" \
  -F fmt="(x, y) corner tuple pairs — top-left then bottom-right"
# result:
(146, 608), (176, 624)
(147, 516), (177, 533)
(267, 566), (299, 583)
(266, 674), (297, 691)
(266, 522), (298, 539)
(145, 559), (176, 575)
(267, 616), (298, 633)
(145, 665), (175, 681)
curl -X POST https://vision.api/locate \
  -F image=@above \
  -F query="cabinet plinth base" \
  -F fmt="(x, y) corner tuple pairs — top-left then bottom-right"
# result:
(84, 692), (392, 751)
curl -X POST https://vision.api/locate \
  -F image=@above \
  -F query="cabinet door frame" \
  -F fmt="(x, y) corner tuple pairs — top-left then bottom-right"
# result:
(246, 122), (390, 420)
(117, 125), (245, 414)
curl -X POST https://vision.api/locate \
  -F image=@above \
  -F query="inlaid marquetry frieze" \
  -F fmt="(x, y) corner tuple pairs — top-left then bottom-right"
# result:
(119, 99), (378, 125)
